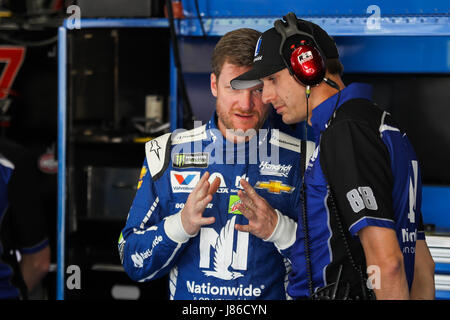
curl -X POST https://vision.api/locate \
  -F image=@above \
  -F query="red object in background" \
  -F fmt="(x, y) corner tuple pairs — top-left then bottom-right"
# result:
(0, 46), (26, 100)
(38, 152), (58, 174)
(164, 0), (185, 18)
(289, 44), (325, 86)
(52, 0), (64, 11)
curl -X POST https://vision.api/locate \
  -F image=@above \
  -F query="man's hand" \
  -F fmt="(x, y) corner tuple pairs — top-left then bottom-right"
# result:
(234, 179), (278, 240)
(180, 171), (221, 235)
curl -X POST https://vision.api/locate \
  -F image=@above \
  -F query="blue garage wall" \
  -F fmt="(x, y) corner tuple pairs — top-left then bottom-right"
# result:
(422, 186), (450, 229)
(181, 0), (449, 17)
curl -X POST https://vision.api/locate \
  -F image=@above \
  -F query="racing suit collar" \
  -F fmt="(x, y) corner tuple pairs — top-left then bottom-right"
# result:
(310, 83), (373, 136)
(206, 111), (272, 146)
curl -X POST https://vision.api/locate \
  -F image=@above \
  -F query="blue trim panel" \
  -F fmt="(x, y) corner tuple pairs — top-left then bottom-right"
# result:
(435, 263), (450, 275)
(337, 36), (450, 73)
(179, 16), (450, 37)
(169, 44), (179, 131)
(181, 0), (450, 17)
(422, 186), (450, 229)
(63, 18), (169, 29)
(57, 26), (67, 301)
(436, 290), (450, 300)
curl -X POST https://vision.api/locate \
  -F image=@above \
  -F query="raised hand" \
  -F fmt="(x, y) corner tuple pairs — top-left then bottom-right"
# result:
(234, 179), (278, 240)
(180, 171), (221, 235)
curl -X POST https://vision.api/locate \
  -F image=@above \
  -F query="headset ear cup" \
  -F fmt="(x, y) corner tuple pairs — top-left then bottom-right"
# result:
(290, 44), (325, 86)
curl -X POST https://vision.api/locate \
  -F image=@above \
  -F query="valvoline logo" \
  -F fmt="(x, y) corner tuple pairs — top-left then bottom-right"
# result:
(170, 171), (200, 193)
(174, 173), (196, 185)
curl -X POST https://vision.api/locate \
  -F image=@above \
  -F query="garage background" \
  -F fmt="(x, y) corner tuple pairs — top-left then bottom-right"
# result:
(1, 0), (448, 300)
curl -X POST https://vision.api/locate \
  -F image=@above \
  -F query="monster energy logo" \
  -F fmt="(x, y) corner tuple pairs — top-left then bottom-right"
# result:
(173, 153), (209, 168)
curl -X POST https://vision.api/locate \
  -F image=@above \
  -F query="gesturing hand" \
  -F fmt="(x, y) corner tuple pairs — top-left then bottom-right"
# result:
(234, 179), (278, 240)
(180, 171), (221, 235)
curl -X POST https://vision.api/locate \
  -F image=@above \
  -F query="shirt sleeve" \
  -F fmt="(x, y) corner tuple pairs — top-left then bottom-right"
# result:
(264, 209), (297, 259)
(119, 158), (190, 282)
(320, 119), (396, 236)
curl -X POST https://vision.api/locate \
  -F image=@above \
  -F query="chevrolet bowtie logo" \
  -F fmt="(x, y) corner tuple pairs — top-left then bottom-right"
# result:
(254, 180), (295, 194)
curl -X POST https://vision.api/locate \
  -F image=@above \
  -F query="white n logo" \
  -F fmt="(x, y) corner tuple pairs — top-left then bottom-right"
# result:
(199, 216), (249, 280)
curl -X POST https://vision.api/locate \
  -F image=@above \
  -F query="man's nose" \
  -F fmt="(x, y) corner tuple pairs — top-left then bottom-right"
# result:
(238, 90), (253, 111)
(261, 84), (274, 105)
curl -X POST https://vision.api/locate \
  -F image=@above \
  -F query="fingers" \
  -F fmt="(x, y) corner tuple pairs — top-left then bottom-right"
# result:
(208, 177), (221, 195)
(238, 189), (256, 210)
(194, 171), (211, 198)
(240, 179), (259, 200)
(235, 223), (251, 233)
(240, 179), (266, 209)
(236, 201), (256, 221)
(199, 216), (215, 226)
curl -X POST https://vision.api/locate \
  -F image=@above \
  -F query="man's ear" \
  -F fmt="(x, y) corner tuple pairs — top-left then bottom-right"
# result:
(210, 73), (218, 98)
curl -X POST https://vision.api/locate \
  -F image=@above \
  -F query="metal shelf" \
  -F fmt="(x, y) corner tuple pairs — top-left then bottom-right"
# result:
(57, 18), (176, 301)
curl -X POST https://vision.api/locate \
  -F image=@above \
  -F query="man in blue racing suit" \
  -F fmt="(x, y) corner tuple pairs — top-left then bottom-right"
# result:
(119, 28), (310, 300)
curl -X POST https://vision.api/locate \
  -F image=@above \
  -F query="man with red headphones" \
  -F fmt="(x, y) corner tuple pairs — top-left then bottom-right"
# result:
(231, 13), (435, 300)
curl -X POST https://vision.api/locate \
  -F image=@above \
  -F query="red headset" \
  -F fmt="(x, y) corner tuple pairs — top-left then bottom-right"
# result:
(274, 13), (327, 87)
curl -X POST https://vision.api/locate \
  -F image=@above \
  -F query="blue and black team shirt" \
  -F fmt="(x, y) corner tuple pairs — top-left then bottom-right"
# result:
(0, 139), (49, 299)
(287, 83), (425, 299)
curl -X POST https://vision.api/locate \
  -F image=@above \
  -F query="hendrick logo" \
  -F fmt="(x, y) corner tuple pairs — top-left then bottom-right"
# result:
(173, 153), (209, 168)
(259, 161), (292, 177)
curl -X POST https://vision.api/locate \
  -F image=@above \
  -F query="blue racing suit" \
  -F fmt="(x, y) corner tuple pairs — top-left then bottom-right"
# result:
(119, 112), (310, 300)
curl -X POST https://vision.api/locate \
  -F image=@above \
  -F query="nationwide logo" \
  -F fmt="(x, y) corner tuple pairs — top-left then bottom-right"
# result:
(259, 161), (292, 177)
(201, 216), (246, 280)
(228, 195), (242, 215)
(255, 180), (295, 194)
(186, 281), (264, 298)
(170, 171), (200, 193)
(130, 235), (162, 268)
(173, 153), (209, 169)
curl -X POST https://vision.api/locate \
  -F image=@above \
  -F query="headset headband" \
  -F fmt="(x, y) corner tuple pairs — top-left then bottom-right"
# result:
(274, 12), (325, 74)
